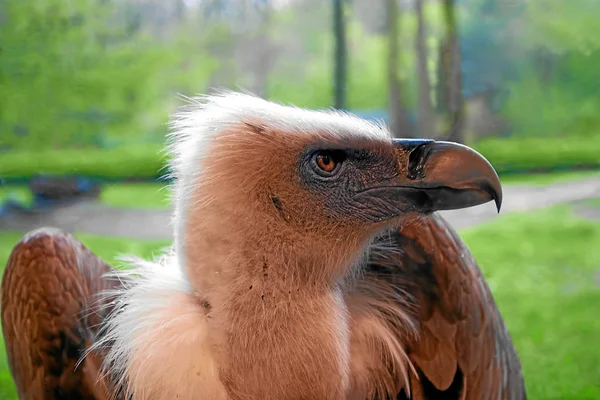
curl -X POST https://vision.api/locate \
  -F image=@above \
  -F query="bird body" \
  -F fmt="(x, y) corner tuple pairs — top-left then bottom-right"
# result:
(1, 92), (526, 399)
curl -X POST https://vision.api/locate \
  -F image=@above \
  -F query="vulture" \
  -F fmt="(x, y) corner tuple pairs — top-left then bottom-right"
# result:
(1, 92), (526, 400)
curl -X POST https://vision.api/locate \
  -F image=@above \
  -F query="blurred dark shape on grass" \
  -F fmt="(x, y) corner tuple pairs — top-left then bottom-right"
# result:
(29, 175), (101, 205)
(0, 175), (101, 217)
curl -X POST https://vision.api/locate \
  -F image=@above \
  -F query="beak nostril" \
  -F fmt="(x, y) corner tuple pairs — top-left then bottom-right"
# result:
(407, 142), (434, 180)
(384, 139), (502, 212)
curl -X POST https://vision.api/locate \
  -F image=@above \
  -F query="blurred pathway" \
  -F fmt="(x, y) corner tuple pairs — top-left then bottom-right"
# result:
(1, 177), (600, 240)
(440, 176), (600, 230)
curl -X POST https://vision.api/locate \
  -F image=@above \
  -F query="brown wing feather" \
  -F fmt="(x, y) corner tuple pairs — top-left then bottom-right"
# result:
(349, 214), (526, 399)
(1, 227), (122, 399)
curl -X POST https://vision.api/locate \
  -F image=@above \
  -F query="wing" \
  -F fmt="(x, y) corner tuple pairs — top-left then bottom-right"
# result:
(1, 227), (122, 399)
(347, 214), (527, 400)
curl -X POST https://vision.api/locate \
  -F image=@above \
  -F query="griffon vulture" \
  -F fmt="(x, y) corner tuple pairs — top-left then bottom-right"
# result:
(1, 92), (526, 399)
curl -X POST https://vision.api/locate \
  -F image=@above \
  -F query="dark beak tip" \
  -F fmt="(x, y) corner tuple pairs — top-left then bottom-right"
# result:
(484, 173), (503, 214)
(495, 195), (502, 213)
(488, 170), (503, 214)
(485, 175), (503, 214)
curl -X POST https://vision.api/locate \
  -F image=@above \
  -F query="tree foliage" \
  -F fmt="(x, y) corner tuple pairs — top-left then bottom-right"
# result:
(0, 0), (214, 150)
(1, 0), (598, 153)
(499, 0), (600, 137)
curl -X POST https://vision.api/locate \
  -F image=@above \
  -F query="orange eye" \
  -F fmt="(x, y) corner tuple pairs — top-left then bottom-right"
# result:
(311, 150), (345, 177)
(316, 152), (336, 172)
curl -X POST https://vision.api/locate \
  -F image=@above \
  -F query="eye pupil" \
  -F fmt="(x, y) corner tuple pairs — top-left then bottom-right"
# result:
(315, 151), (340, 174)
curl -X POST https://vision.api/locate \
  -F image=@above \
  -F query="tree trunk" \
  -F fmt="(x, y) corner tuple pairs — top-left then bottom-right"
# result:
(436, 42), (447, 114)
(387, 0), (413, 138)
(333, 0), (347, 110)
(174, 0), (185, 21)
(252, 1), (273, 98)
(415, 0), (434, 138)
(441, 0), (465, 143)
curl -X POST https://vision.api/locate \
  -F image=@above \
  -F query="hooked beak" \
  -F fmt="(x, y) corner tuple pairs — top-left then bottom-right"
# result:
(356, 139), (502, 216)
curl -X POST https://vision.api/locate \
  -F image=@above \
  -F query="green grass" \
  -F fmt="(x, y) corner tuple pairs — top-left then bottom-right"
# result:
(100, 183), (171, 209)
(0, 206), (599, 398)
(0, 145), (165, 179)
(461, 206), (600, 398)
(473, 134), (600, 173)
(499, 169), (600, 186)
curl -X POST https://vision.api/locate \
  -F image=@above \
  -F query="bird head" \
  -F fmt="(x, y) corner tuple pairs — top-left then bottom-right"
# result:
(168, 92), (501, 289)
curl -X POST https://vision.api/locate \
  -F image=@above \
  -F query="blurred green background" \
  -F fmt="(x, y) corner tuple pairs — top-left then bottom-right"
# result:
(1, 0), (599, 398)
(1, 0), (600, 177)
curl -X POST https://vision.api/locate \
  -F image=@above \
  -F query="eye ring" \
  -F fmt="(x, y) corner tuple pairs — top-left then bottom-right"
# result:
(310, 150), (345, 177)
